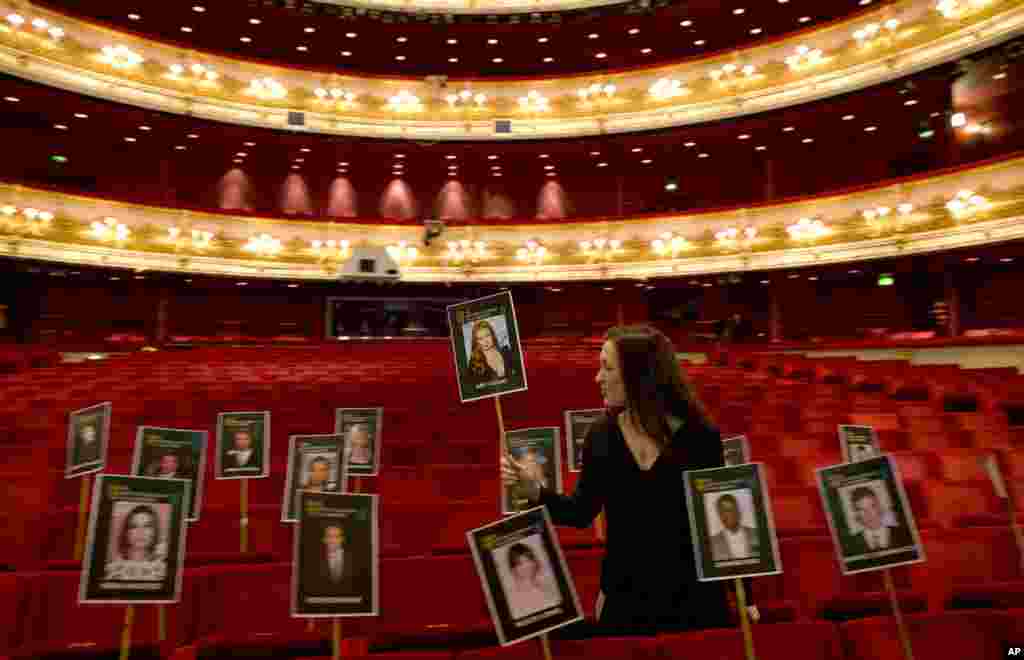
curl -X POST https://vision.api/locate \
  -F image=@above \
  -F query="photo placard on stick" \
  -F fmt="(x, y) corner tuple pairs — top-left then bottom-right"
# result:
(79, 474), (189, 604)
(66, 402), (111, 479)
(722, 435), (751, 467)
(467, 506), (583, 646)
(131, 426), (207, 522)
(564, 409), (603, 473)
(503, 427), (561, 516)
(335, 408), (383, 477)
(684, 463), (783, 581)
(282, 434), (349, 523)
(291, 491), (378, 618)
(447, 291), (528, 403)
(816, 455), (925, 575)
(838, 425), (880, 463)
(215, 411), (271, 479)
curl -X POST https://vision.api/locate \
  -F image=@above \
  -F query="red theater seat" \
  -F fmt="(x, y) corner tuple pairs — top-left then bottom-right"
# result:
(454, 636), (661, 659)
(838, 610), (1008, 660)
(659, 620), (841, 660)
(0, 572), (31, 655)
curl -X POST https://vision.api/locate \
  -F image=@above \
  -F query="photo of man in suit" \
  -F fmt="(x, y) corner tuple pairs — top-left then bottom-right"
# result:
(709, 493), (761, 562)
(146, 450), (187, 479)
(303, 523), (369, 598)
(224, 429), (261, 470)
(75, 421), (101, 465)
(844, 485), (912, 555)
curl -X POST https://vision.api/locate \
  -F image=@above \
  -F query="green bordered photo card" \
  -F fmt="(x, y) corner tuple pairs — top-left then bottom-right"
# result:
(215, 411), (271, 480)
(722, 435), (751, 467)
(466, 506), (583, 647)
(684, 463), (783, 582)
(446, 291), (528, 403)
(816, 455), (926, 575)
(838, 425), (881, 463)
(502, 427), (561, 516)
(291, 492), (378, 618)
(334, 408), (383, 477)
(282, 434), (350, 523)
(66, 402), (111, 479)
(563, 409), (603, 473)
(79, 474), (190, 604)
(131, 426), (208, 522)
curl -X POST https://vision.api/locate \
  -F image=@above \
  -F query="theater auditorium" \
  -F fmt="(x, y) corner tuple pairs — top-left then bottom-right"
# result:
(0, 0), (1023, 657)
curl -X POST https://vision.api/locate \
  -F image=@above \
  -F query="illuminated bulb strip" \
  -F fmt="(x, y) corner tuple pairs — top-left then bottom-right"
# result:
(945, 190), (990, 218)
(445, 240), (489, 263)
(786, 217), (831, 241)
(97, 45), (144, 69)
(167, 226), (214, 249)
(387, 90), (422, 113)
(245, 77), (287, 100)
(578, 237), (623, 260)
(853, 19), (901, 43)
(243, 233), (283, 256)
(577, 83), (617, 102)
(166, 62), (219, 85)
(715, 226), (758, 248)
(6, 14), (64, 39)
(784, 45), (826, 70)
(649, 78), (688, 101)
(386, 241), (419, 264)
(444, 90), (488, 108)
(936, 0), (992, 19)
(310, 238), (352, 260)
(314, 87), (357, 103)
(650, 232), (690, 257)
(708, 63), (759, 85)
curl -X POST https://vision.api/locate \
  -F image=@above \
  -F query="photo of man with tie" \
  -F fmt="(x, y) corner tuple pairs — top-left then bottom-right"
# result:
(225, 429), (261, 470)
(844, 485), (912, 555)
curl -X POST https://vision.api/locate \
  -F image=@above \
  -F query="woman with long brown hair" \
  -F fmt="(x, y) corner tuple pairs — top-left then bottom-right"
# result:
(467, 319), (516, 385)
(502, 324), (758, 635)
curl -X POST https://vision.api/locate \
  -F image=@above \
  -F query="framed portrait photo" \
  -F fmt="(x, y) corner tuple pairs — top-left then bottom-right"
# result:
(503, 427), (561, 516)
(215, 411), (271, 480)
(817, 455), (925, 575)
(66, 402), (111, 479)
(563, 409), (603, 473)
(838, 425), (881, 464)
(467, 507), (583, 646)
(335, 408), (383, 477)
(722, 435), (751, 467)
(131, 426), (208, 522)
(684, 463), (783, 582)
(291, 492), (378, 618)
(79, 475), (189, 604)
(447, 291), (528, 403)
(282, 434), (349, 523)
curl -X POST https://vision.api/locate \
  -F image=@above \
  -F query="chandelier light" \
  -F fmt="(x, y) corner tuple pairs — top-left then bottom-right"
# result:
(445, 240), (489, 264)
(784, 45), (826, 71)
(387, 90), (422, 113)
(578, 237), (623, 260)
(786, 217), (831, 241)
(167, 226), (214, 249)
(90, 217), (130, 242)
(166, 62), (219, 86)
(97, 45), (144, 69)
(945, 190), (990, 219)
(5, 14), (64, 41)
(243, 233), (283, 256)
(708, 63), (759, 85)
(517, 91), (550, 113)
(853, 19), (901, 44)
(1, 205), (53, 233)
(648, 78), (688, 101)
(650, 232), (690, 257)
(577, 83), (616, 102)
(445, 90), (487, 109)
(245, 77), (287, 100)
(937, 0), (992, 19)
(314, 87), (357, 104)
(516, 240), (549, 265)
(715, 226), (758, 249)
(386, 241), (419, 264)
(310, 239), (352, 261)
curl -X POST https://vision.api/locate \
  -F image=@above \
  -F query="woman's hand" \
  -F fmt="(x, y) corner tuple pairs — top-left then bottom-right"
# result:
(501, 454), (541, 502)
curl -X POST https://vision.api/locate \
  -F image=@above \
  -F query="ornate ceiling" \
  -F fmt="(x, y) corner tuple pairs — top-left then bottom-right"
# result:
(32, 0), (881, 77)
(1, 0), (1018, 139)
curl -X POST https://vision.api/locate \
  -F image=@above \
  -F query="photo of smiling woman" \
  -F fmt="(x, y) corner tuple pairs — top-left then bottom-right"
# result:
(447, 291), (528, 403)
(467, 318), (517, 387)
(115, 504), (164, 563)
(499, 540), (563, 621)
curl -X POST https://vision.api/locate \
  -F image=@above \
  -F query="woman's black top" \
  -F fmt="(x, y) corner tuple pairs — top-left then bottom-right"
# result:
(539, 412), (735, 635)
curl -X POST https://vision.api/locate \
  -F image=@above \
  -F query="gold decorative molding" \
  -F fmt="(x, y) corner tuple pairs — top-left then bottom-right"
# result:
(2, 154), (1023, 281)
(312, 0), (632, 14)
(0, 0), (1020, 139)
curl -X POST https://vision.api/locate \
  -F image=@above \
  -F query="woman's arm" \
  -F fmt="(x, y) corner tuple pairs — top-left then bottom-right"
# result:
(536, 424), (606, 529)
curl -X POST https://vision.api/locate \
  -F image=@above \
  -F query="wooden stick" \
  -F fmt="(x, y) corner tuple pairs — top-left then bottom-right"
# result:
(157, 605), (166, 642)
(119, 605), (135, 660)
(494, 396), (507, 449)
(883, 569), (916, 660)
(239, 479), (249, 553)
(734, 577), (757, 660)
(332, 618), (342, 660)
(539, 633), (553, 660)
(1005, 485), (1024, 574)
(595, 510), (606, 542)
(74, 474), (91, 561)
